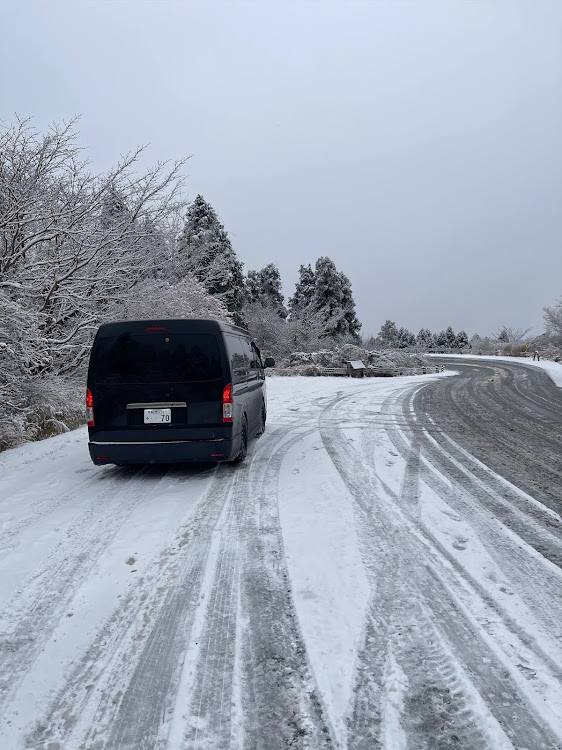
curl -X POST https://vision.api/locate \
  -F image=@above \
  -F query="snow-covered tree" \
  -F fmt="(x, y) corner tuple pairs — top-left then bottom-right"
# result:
(416, 328), (436, 349)
(311, 256), (361, 339)
(246, 263), (287, 318)
(396, 327), (416, 348)
(544, 299), (562, 343)
(378, 320), (399, 347)
(470, 333), (481, 348)
(288, 258), (360, 341)
(445, 326), (456, 348)
(0, 116), (231, 448)
(497, 329), (509, 343)
(494, 326), (532, 345)
(104, 275), (231, 323)
(288, 264), (316, 316)
(435, 330), (448, 347)
(177, 195), (245, 325)
(0, 117), (188, 376)
(454, 330), (469, 349)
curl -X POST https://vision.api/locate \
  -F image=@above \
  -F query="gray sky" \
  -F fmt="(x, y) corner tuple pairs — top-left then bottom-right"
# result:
(2, 0), (561, 337)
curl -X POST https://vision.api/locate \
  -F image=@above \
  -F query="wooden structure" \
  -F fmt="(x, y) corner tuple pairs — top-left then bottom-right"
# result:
(346, 360), (366, 378)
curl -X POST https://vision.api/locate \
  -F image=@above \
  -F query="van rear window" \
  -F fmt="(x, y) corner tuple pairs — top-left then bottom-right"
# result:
(92, 333), (222, 383)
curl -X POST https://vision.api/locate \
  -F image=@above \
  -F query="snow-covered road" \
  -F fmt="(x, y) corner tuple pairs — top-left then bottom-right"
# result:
(1, 369), (562, 750)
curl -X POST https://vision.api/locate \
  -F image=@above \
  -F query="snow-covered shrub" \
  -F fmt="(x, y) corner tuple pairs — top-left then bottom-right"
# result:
(0, 377), (85, 451)
(275, 345), (431, 375)
(103, 276), (231, 323)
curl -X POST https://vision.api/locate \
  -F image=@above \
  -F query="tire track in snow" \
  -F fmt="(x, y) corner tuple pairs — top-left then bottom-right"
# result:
(409, 385), (562, 566)
(319, 385), (561, 750)
(0, 464), (165, 721)
(30, 416), (335, 750)
(25, 464), (231, 750)
(103, 468), (242, 750)
(0, 468), (101, 554)
(169, 421), (335, 750)
(384, 386), (562, 653)
(235, 423), (336, 750)
(421, 361), (562, 514)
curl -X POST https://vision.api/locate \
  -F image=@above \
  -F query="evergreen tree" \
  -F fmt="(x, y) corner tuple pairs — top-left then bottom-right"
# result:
(436, 330), (448, 347)
(289, 264), (316, 316)
(178, 195), (245, 325)
(311, 256), (361, 339)
(416, 328), (435, 348)
(445, 326), (456, 348)
(455, 330), (468, 348)
(397, 327), (415, 348)
(378, 320), (399, 347)
(246, 263), (287, 318)
(288, 257), (360, 341)
(335, 264), (362, 339)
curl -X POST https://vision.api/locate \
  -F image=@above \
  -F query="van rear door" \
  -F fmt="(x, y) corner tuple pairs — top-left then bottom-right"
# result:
(89, 329), (226, 438)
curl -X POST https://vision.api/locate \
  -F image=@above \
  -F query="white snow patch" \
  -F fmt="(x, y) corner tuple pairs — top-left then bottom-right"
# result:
(277, 429), (370, 747)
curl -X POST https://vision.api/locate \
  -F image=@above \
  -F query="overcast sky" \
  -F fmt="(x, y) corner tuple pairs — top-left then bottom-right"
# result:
(2, 0), (561, 336)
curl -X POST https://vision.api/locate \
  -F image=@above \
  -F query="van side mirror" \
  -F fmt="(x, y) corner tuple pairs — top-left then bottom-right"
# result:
(264, 357), (275, 368)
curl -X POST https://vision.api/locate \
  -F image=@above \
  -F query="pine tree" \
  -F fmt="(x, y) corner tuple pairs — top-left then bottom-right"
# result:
(455, 330), (469, 349)
(436, 330), (448, 347)
(289, 264), (316, 316)
(445, 326), (456, 348)
(288, 258), (360, 342)
(246, 263), (287, 318)
(335, 265), (362, 339)
(310, 256), (361, 339)
(397, 327), (415, 348)
(416, 328), (435, 349)
(177, 195), (245, 325)
(378, 320), (399, 347)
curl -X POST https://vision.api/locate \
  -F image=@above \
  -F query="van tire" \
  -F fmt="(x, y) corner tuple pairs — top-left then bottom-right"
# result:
(256, 402), (266, 435)
(235, 417), (248, 463)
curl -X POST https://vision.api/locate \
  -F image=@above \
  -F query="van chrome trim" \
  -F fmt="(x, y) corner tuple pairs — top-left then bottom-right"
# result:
(126, 402), (187, 409)
(90, 439), (223, 445)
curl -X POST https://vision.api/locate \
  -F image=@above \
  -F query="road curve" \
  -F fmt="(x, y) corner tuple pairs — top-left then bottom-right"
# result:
(419, 357), (562, 515)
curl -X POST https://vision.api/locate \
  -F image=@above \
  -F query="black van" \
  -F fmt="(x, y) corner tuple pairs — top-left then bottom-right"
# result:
(86, 319), (274, 466)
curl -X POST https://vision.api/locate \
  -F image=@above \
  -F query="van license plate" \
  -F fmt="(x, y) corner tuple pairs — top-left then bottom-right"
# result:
(144, 408), (171, 424)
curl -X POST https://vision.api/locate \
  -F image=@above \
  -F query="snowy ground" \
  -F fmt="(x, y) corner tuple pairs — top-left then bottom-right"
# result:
(1, 371), (562, 749)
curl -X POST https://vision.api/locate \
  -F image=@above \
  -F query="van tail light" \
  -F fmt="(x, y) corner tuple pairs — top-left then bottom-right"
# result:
(86, 388), (95, 427)
(222, 383), (233, 422)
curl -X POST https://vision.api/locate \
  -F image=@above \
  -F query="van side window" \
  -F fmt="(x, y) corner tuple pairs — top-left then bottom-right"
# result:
(239, 337), (257, 381)
(225, 334), (247, 385)
(251, 343), (264, 379)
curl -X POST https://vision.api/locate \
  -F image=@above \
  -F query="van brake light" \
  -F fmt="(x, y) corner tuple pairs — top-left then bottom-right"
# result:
(146, 326), (166, 331)
(222, 383), (233, 422)
(86, 388), (95, 427)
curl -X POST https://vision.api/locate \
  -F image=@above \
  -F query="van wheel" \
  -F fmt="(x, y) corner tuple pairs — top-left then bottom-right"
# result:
(235, 418), (248, 463)
(256, 403), (266, 435)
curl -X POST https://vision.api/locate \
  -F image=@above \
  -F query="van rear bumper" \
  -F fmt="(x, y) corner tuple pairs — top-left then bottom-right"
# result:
(88, 438), (238, 465)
